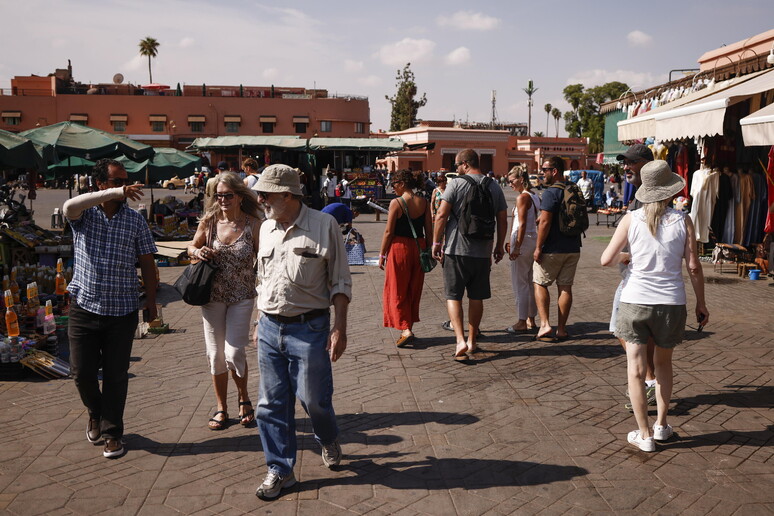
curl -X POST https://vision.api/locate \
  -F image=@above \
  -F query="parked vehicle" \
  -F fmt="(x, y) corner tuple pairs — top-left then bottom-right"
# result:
(162, 176), (186, 190)
(529, 174), (544, 189)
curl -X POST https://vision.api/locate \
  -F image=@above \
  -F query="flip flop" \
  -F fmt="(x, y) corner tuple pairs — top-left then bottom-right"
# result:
(555, 334), (571, 342)
(534, 333), (558, 343)
(238, 401), (255, 426)
(505, 326), (533, 334)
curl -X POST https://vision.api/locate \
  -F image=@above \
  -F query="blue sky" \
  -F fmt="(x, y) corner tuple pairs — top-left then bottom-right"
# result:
(1, 1), (773, 134)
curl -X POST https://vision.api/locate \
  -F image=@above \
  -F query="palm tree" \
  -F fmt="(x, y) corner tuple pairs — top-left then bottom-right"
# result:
(533, 131), (544, 137)
(544, 103), (552, 135)
(523, 80), (538, 136)
(138, 37), (160, 84)
(551, 107), (562, 137)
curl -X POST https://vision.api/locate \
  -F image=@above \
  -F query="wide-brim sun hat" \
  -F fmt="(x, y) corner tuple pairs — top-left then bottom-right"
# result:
(635, 160), (685, 203)
(252, 164), (303, 196)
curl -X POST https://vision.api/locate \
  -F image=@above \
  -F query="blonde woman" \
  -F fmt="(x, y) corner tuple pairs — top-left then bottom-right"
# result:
(602, 161), (709, 452)
(188, 172), (262, 430)
(506, 166), (540, 333)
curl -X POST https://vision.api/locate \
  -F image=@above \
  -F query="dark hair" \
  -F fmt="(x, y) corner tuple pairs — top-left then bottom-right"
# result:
(92, 158), (123, 184)
(393, 169), (419, 190)
(242, 158), (259, 171)
(547, 156), (565, 174)
(457, 148), (479, 169)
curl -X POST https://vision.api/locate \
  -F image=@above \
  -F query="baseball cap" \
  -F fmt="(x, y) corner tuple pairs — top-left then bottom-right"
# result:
(616, 144), (653, 163)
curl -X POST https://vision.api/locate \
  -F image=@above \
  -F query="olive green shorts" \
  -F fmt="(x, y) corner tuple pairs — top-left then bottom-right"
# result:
(614, 302), (686, 349)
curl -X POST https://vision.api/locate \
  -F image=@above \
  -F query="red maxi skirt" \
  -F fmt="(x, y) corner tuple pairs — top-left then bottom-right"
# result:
(383, 236), (425, 330)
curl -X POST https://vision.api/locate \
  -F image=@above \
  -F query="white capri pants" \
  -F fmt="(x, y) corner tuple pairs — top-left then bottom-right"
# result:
(201, 298), (254, 376)
(510, 233), (538, 321)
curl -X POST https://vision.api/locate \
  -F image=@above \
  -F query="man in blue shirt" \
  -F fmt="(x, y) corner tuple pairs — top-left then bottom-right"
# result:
(533, 156), (581, 342)
(64, 158), (158, 459)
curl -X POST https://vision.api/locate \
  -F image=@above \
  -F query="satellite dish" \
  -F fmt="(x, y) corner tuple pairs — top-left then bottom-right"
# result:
(113, 73), (124, 84)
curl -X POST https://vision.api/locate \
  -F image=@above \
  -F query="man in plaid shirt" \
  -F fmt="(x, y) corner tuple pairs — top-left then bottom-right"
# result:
(63, 158), (158, 459)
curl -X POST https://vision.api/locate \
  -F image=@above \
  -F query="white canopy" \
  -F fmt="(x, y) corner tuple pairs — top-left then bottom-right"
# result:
(740, 101), (774, 146)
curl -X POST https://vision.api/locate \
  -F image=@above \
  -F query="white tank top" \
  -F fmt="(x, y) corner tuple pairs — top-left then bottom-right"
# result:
(511, 191), (540, 238)
(620, 207), (687, 305)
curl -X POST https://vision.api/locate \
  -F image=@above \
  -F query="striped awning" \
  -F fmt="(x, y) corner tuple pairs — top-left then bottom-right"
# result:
(259, 116), (277, 123)
(149, 115), (167, 122)
(69, 114), (88, 122)
(223, 115), (241, 123)
(292, 116), (310, 123)
(188, 115), (206, 123)
(1, 111), (21, 118)
(110, 114), (128, 122)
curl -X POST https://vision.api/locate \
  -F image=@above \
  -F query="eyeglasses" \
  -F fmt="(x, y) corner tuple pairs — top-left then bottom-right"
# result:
(255, 191), (272, 199)
(107, 177), (130, 186)
(214, 193), (235, 200)
(455, 161), (467, 168)
(621, 159), (640, 165)
(540, 167), (555, 172)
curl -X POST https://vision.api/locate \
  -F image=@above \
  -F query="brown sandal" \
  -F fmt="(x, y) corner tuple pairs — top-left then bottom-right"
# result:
(208, 410), (228, 431)
(239, 401), (255, 426)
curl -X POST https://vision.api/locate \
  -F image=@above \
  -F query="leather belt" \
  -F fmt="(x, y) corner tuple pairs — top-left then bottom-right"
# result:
(263, 308), (329, 324)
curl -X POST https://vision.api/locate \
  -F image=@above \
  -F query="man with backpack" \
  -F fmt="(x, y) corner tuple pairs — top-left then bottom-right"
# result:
(432, 149), (508, 361)
(533, 156), (588, 342)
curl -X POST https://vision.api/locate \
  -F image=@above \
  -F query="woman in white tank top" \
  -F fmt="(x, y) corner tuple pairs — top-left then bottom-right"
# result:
(602, 161), (709, 453)
(505, 166), (541, 333)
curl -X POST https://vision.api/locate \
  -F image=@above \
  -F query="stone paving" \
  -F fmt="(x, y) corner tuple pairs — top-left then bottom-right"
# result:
(0, 188), (772, 515)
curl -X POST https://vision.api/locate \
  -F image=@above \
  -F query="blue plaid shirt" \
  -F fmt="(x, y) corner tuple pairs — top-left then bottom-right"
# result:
(68, 203), (157, 316)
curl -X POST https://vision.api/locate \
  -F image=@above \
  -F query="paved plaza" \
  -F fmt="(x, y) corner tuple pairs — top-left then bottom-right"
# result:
(0, 188), (772, 515)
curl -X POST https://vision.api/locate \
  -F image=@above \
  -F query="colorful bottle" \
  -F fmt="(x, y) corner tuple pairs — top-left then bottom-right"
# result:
(55, 259), (67, 295)
(43, 300), (56, 335)
(4, 290), (19, 337)
(9, 268), (20, 305)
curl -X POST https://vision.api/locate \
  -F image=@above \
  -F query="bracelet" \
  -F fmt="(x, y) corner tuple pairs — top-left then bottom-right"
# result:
(379, 254), (386, 259)
(432, 242), (442, 247)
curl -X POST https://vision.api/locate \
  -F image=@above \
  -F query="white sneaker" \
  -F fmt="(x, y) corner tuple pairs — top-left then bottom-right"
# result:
(653, 424), (673, 441)
(255, 470), (296, 500)
(627, 430), (655, 452)
(321, 440), (342, 468)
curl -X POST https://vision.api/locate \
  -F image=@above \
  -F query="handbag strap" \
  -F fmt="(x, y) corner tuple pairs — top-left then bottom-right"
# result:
(397, 196), (425, 255)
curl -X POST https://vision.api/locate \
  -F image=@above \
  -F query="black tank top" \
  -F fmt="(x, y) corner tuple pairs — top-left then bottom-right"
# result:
(395, 212), (425, 238)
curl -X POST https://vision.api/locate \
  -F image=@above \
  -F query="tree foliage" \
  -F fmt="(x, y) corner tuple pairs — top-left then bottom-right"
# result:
(551, 107), (562, 137)
(138, 37), (160, 84)
(385, 63), (427, 131)
(562, 81), (629, 153)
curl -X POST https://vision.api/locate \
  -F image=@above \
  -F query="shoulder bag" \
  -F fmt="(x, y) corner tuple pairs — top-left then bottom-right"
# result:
(174, 221), (218, 306)
(398, 197), (436, 273)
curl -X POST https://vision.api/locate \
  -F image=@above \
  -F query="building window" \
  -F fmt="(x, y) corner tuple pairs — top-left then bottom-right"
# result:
(190, 122), (204, 133)
(151, 121), (165, 132)
(354, 122), (365, 134)
(2, 117), (20, 126)
(295, 122), (307, 133)
(261, 122), (275, 133)
(225, 122), (240, 133)
(112, 121), (126, 132)
(320, 120), (332, 133)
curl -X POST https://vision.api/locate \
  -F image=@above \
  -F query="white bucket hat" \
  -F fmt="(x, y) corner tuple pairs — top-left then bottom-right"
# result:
(635, 160), (685, 203)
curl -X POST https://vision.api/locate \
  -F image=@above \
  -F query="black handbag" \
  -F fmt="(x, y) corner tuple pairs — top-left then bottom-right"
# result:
(174, 222), (218, 305)
(397, 197), (436, 273)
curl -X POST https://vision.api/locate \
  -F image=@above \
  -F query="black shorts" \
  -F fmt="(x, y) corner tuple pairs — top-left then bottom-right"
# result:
(443, 254), (491, 301)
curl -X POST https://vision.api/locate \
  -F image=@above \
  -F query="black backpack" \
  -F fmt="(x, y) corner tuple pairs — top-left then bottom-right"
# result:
(550, 183), (589, 237)
(457, 175), (496, 240)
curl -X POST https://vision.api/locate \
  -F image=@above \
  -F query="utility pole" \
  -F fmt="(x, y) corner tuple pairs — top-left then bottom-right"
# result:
(523, 80), (538, 136)
(491, 90), (498, 129)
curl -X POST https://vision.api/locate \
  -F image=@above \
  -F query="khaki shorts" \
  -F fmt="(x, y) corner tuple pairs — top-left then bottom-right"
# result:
(614, 302), (686, 349)
(533, 253), (580, 286)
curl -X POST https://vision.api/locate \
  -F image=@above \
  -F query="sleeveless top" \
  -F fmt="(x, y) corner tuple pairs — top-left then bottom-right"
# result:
(395, 212), (425, 238)
(620, 207), (687, 305)
(210, 217), (257, 304)
(510, 191), (540, 239)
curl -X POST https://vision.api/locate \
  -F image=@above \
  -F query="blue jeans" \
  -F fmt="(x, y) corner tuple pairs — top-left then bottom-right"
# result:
(256, 312), (339, 476)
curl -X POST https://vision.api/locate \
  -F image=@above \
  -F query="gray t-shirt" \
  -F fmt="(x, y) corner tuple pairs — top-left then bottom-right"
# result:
(441, 174), (508, 258)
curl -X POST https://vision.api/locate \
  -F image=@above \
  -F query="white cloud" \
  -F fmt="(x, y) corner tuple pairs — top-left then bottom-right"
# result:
(627, 30), (653, 47)
(378, 38), (435, 66)
(437, 11), (500, 31)
(51, 38), (67, 49)
(566, 69), (665, 89)
(358, 75), (382, 87)
(179, 37), (195, 49)
(445, 47), (471, 66)
(344, 59), (364, 72)
(263, 68), (280, 80)
(121, 54), (146, 73)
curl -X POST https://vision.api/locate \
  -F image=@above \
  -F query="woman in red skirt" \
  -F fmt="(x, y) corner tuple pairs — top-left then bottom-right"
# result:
(378, 169), (433, 347)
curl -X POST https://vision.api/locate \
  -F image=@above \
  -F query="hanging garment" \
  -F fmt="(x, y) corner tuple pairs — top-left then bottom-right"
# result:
(722, 172), (738, 244)
(674, 145), (690, 198)
(735, 171), (754, 244)
(689, 168), (719, 243)
(766, 146), (774, 235)
(711, 172), (732, 241)
(743, 169), (768, 245)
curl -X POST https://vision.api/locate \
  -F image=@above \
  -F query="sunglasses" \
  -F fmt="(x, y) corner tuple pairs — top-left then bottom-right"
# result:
(455, 161), (467, 167)
(214, 193), (235, 200)
(107, 177), (130, 186)
(540, 167), (555, 172)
